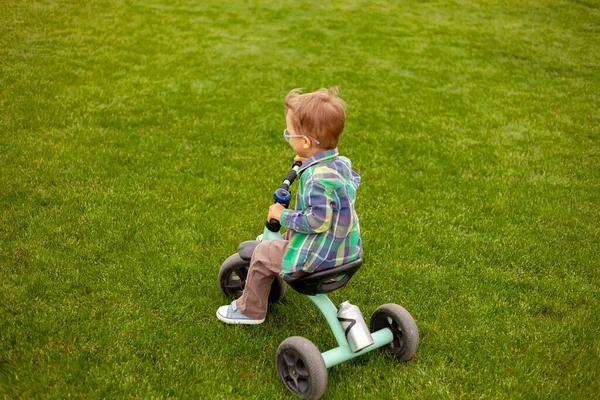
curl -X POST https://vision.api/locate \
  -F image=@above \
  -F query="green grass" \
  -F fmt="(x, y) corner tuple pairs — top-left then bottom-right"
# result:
(1, 0), (599, 398)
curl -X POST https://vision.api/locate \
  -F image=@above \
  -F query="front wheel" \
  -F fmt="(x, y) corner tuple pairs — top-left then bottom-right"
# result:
(370, 303), (419, 362)
(276, 336), (327, 399)
(218, 253), (287, 303)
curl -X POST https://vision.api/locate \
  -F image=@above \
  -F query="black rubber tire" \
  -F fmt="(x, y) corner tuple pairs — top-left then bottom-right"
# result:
(276, 336), (327, 400)
(370, 303), (419, 362)
(218, 253), (287, 303)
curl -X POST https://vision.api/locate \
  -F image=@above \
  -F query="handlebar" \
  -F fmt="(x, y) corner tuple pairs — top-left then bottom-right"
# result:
(265, 161), (303, 232)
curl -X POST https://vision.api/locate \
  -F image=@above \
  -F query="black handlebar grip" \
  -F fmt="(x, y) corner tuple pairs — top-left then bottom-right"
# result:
(281, 170), (297, 188)
(265, 162), (302, 233)
(280, 161), (303, 190)
(265, 219), (281, 232)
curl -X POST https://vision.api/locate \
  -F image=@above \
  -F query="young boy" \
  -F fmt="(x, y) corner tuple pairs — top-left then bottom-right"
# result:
(217, 87), (362, 324)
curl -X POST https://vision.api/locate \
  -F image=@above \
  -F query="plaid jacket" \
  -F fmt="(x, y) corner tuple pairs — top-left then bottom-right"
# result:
(279, 148), (362, 281)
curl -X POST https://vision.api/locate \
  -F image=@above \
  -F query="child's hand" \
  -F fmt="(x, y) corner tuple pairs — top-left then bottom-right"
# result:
(294, 155), (308, 165)
(268, 203), (285, 222)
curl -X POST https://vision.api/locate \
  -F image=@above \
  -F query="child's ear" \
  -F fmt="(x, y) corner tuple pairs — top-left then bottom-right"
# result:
(302, 137), (311, 149)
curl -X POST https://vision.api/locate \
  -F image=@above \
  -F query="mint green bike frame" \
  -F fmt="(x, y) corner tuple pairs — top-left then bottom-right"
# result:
(261, 225), (394, 368)
(307, 294), (394, 368)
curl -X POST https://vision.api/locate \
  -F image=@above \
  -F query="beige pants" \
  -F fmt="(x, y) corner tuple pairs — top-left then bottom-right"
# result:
(237, 240), (290, 320)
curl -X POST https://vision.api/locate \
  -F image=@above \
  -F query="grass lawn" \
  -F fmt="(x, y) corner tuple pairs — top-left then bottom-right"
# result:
(1, 0), (599, 398)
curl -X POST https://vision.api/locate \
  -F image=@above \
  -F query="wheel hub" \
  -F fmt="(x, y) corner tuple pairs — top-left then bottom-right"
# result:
(279, 350), (307, 394)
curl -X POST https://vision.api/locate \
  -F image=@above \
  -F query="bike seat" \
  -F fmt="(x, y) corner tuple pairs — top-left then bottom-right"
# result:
(287, 258), (363, 295)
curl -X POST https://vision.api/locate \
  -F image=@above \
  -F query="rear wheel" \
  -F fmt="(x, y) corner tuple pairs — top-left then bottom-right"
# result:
(218, 253), (286, 303)
(276, 336), (327, 399)
(370, 303), (419, 362)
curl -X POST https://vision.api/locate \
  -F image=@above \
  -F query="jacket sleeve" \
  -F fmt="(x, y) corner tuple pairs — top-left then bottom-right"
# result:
(280, 176), (332, 234)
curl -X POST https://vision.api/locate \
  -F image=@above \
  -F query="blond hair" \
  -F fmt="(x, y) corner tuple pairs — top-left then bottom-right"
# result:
(284, 87), (346, 149)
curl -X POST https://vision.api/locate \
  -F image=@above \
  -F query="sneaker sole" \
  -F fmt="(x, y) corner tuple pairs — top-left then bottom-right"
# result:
(216, 311), (265, 325)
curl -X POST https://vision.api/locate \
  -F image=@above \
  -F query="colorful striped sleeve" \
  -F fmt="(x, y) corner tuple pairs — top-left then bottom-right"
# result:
(280, 176), (333, 234)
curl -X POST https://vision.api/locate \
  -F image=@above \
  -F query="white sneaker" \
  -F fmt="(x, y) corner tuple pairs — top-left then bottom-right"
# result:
(216, 300), (265, 325)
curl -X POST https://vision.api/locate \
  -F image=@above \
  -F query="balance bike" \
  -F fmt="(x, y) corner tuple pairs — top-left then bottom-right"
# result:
(218, 162), (419, 399)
